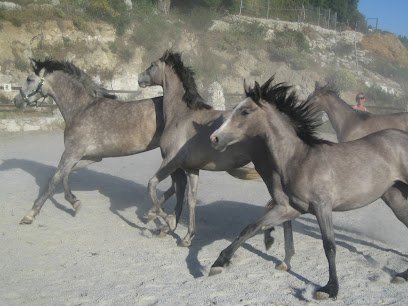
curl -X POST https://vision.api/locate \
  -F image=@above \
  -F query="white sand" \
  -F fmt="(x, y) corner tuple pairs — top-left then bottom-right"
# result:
(0, 131), (407, 305)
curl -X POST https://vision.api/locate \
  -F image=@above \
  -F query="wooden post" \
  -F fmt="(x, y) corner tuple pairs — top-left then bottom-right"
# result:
(354, 33), (359, 73)
(328, 8), (331, 29)
(267, 0), (270, 19)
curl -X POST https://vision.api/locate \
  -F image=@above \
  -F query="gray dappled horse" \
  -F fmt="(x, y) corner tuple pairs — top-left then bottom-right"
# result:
(209, 77), (408, 300)
(13, 59), (188, 225)
(137, 51), (294, 250)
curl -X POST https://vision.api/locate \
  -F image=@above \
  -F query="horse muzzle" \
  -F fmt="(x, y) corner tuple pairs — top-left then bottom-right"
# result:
(210, 133), (228, 152)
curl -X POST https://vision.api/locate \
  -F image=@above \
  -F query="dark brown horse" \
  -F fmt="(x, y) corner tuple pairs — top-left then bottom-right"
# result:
(210, 77), (408, 300)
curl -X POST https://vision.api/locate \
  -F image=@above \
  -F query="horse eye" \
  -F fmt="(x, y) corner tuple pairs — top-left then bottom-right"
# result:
(241, 109), (249, 116)
(27, 77), (32, 82)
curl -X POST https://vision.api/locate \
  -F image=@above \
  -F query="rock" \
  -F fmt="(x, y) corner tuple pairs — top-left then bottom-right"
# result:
(207, 82), (225, 110)
(0, 1), (21, 10)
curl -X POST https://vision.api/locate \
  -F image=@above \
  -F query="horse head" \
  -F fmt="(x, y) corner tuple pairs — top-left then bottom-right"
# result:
(13, 59), (48, 109)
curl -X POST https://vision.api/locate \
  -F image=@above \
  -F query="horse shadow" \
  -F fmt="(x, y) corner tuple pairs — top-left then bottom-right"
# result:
(183, 201), (408, 285)
(0, 158), (157, 230)
(1, 158), (406, 300)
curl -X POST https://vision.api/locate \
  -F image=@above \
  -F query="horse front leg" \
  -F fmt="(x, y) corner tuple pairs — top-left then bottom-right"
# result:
(312, 201), (338, 300)
(209, 204), (300, 276)
(179, 169), (199, 247)
(146, 159), (179, 231)
(20, 150), (81, 224)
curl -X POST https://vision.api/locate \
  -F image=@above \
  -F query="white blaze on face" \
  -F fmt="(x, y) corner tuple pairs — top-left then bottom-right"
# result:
(217, 116), (232, 135)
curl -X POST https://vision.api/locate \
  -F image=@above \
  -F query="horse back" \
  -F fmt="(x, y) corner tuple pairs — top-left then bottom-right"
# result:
(343, 112), (408, 141)
(64, 96), (165, 157)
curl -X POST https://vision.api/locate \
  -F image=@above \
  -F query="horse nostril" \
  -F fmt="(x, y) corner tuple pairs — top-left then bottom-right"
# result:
(211, 135), (219, 144)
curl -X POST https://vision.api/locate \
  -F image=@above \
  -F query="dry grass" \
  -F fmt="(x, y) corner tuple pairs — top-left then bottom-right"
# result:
(361, 33), (408, 67)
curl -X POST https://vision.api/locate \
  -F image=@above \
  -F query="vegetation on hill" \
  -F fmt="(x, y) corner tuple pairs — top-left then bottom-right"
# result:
(0, 0), (406, 110)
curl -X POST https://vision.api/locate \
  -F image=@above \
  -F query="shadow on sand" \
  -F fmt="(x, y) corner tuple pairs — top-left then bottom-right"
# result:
(1, 158), (406, 300)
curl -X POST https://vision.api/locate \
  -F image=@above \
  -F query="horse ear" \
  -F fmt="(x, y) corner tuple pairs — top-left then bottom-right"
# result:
(30, 58), (37, 71)
(254, 81), (261, 101)
(243, 79), (250, 95)
(261, 76), (274, 92)
(39, 68), (46, 78)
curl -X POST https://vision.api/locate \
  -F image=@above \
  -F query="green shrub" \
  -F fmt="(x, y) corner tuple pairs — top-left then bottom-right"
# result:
(14, 56), (29, 71)
(217, 20), (267, 52)
(325, 68), (358, 91)
(365, 57), (408, 85)
(176, 6), (220, 31)
(332, 41), (353, 57)
(131, 15), (181, 54)
(273, 29), (310, 52)
(267, 29), (311, 69)
(364, 84), (404, 108)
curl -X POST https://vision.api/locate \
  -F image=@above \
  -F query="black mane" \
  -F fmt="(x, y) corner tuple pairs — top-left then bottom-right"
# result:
(354, 109), (372, 119)
(31, 59), (116, 99)
(247, 77), (332, 146)
(315, 83), (340, 98)
(160, 50), (212, 110)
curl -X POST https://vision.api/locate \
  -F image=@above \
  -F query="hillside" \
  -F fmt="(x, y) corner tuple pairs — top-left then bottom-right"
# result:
(0, 2), (407, 110)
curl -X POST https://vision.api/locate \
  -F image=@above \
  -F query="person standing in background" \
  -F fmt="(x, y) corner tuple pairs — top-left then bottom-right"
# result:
(353, 93), (369, 112)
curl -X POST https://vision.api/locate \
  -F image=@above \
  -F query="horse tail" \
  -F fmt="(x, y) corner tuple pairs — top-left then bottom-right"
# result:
(226, 166), (261, 181)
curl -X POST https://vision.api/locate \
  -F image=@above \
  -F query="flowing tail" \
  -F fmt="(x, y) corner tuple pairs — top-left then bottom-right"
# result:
(226, 166), (261, 181)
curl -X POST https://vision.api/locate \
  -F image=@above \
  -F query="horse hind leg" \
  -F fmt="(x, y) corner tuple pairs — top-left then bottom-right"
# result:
(160, 169), (187, 233)
(20, 151), (81, 224)
(179, 170), (199, 247)
(146, 159), (179, 229)
(209, 204), (300, 276)
(381, 183), (408, 283)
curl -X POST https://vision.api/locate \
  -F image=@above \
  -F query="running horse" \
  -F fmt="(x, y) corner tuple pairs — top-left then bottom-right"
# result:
(210, 77), (408, 300)
(138, 51), (294, 251)
(13, 59), (188, 226)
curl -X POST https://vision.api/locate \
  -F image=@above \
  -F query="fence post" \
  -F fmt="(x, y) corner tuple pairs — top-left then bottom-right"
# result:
(267, 0), (270, 19)
(334, 12), (337, 31)
(317, 7), (320, 26)
(239, 0), (243, 15)
(328, 8), (331, 29)
(354, 33), (359, 73)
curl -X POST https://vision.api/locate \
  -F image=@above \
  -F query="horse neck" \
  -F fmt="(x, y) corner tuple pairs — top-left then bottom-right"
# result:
(162, 68), (192, 122)
(262, 104), (309, 176)
(46, 72), (95, 125)
(319, 94), (360, 139)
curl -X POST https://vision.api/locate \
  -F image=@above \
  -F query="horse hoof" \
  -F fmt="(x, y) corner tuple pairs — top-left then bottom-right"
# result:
(264, 237), (274, 250)
(275, 262), (289, 271)
(165, 214), (177, 231)
(143, 211), (158, 223)
(72, 200), (81, 215)
(152, 228), (168, 238)
(19, 215), (34, 225)
(391, 276), (406, 284)
(314, 291), (330, 300)
(178, 239), (191, 247)
(209, 266), (224, 276)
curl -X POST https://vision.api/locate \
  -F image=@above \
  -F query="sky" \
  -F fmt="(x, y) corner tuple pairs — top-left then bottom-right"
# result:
(358, 0), (407, 37)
